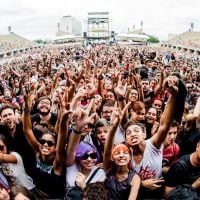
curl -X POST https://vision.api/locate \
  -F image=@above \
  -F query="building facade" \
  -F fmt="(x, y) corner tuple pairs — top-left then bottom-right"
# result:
(57, 16), (82, 36)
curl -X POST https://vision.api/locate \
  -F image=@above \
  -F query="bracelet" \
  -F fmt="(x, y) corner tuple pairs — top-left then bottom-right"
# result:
(73, 128), (82, 134)
(23, 108), (31, 113)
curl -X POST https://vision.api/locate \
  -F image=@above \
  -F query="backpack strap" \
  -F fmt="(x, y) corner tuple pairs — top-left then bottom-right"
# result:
(86, 167), (100, 185)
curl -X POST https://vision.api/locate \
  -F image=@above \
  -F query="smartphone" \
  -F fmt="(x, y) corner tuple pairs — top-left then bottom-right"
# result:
(25, 85), (30, 93)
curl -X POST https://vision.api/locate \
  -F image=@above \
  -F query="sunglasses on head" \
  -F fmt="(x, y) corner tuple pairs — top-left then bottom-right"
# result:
(39, 139), (55, 147)
(81, 152), (98, 160)
(0, 145), (5, 151)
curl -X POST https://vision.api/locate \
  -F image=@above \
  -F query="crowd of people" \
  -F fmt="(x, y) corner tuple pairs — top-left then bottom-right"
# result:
(0, 39), (35, 54)
(0, 43), (199, 200)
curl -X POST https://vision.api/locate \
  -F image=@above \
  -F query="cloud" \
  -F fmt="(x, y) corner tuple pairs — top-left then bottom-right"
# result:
(0, 0), (199, 40)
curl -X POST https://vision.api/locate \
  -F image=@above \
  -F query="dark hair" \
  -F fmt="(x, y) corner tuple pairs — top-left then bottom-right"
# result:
(95, 118), (109, 132)
(83, 182), (109, 200)
(36, 96), (52, 106)
(0, 134), (9, 153)
(102, 101), (115, 109)
(171, 120), (179, 128)
(39, 131), (57, 145)
(0, 104), (14, 115)
(10, 184), (35, 200)
(125, 122), (146, 135)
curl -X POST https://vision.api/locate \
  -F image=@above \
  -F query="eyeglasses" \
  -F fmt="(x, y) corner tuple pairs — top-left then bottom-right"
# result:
(39, 139), (55, 147)
(39, 100), (51, 105)
(0, 145), (5, 151)
(81, 152), (98, 160)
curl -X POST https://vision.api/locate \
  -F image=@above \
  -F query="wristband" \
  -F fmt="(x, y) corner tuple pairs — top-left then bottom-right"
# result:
(23, 108), (31, 113)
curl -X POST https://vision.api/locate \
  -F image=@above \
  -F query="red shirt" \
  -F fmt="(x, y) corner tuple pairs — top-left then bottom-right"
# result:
(163, 143), (180, 167)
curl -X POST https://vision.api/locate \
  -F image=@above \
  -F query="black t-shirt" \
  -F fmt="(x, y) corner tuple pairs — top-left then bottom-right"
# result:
(31, 113), (57, 138)
(0, 122), (36, 176)
(144, 90), (155, 109)
(165, 154), (200, 187)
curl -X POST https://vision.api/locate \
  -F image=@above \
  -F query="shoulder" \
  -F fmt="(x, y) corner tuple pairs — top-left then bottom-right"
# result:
(10, 152), (21, 162)
(169, 154), (190, 171)
(31, 113), (40, 121)
(146, 139), (162, 151)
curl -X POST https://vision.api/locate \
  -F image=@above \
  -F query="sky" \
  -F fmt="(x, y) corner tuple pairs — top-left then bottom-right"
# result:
(0, 0), (199, 41)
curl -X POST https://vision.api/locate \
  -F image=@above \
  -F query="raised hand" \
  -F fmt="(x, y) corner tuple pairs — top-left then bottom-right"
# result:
(73, 108), (97, 133)
(163, 76), (179, 96)
(114, 74), (127, 99)
(75, 172), (86, 189)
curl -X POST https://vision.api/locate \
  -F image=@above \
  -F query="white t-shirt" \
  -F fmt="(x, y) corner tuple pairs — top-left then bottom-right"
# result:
(1, 152), (35, 190)
(66, 163), (106, 187)
(132, 139), (163, 180)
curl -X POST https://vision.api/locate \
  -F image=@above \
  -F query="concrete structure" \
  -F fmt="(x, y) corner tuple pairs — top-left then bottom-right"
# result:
(161, 31), (200, 55)
(0, 33), (40, 58)
(87, 12), (109, 44)
(116, 33), (149, 45)
(56, 16), (82, 36)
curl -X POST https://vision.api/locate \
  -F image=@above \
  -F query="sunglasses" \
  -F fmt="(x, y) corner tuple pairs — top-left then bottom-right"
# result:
(0, 145), (5, 151)
(39, 139), (55, 147)
(81, 152), (98, 160)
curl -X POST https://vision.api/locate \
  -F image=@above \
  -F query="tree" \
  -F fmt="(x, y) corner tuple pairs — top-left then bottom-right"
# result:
(147, 35), (160, 43)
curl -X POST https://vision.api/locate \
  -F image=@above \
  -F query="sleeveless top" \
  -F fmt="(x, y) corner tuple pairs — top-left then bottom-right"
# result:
(132, 139), (163, 180)
(106, 168), (136, 200)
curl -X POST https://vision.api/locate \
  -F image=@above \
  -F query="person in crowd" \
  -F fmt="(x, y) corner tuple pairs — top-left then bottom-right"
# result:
(10, 184), (35, 200)
(31, 96), (57, 136)
(164, 140), (200, 199)
(162, 121), (180, 175)
(65, 108), (106, 199)
(0, 105), (35, 176)
(0, 134), (35, 190)
(145, 106), (159, 138)
(0, 42), (199, 200)
(104, 103), (141, 200)
(125, 76), (185, 199)
(23, 90), (69, 199)
(0, 186), (10, 200)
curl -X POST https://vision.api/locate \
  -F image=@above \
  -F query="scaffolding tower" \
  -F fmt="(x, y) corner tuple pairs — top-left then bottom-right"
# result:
(87, 12), (109, 44)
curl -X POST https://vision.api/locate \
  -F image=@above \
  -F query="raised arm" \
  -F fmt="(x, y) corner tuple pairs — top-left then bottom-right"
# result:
(23, 90), (40, 153)
(103, 103), (130, 173)
(103, 109), (120, 173)
(0, 153), (17, 164)
(154, 70), (164, 97)
(151, 76), (181, 148)
(66, 107), (97, 166)
(54, 90), (72, 175)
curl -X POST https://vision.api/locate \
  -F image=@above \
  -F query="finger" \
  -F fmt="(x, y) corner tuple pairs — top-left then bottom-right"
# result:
(85, 99), (94, 115)
(122, 102), (131, 115)
(89, 112), (98, 123)
(153, 184), (162, 188)
(58, 91), (64, 108)
(114, 101), (118, 110)
(65, 87), (69, 102)
(68, 78), (76, 87)
(76, 69), (84, 83)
